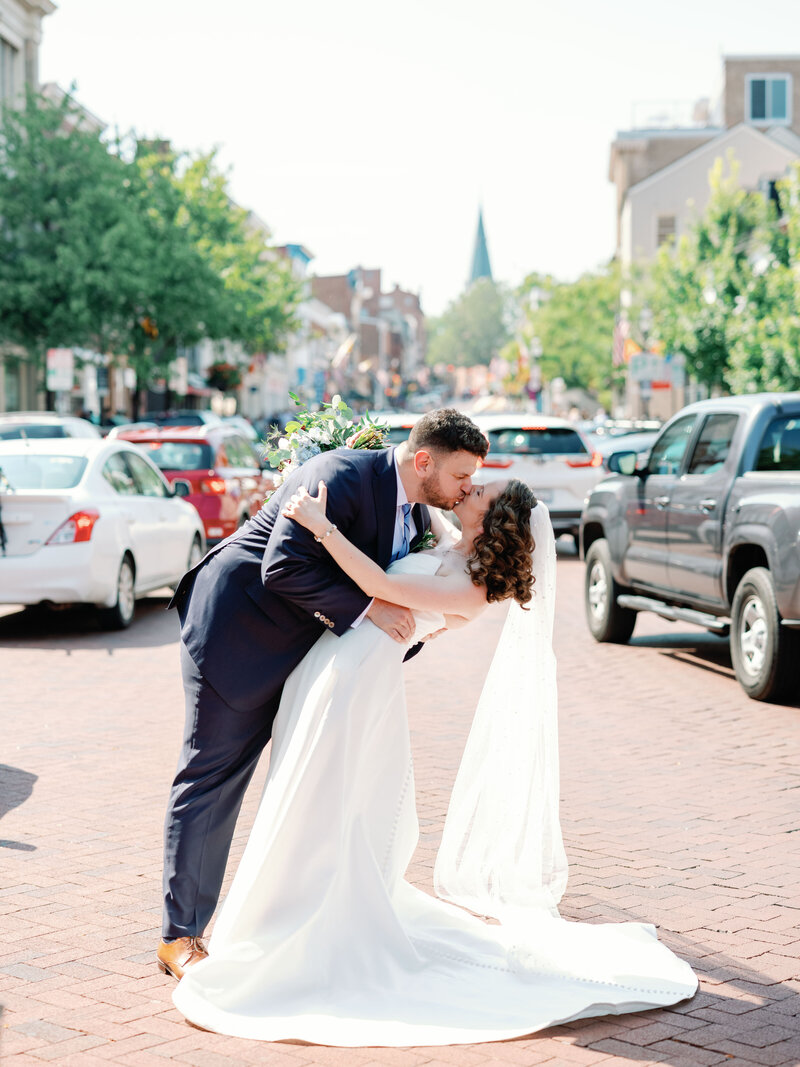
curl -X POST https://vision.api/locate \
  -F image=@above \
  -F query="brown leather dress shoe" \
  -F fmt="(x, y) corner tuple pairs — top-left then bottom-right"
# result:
(157, 936), (208, 980)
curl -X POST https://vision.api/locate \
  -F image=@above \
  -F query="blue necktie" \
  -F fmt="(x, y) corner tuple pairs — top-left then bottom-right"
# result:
(392, 503), (412, 562)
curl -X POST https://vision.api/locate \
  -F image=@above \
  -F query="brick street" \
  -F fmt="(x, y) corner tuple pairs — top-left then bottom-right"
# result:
(1, 544), (799, 1066)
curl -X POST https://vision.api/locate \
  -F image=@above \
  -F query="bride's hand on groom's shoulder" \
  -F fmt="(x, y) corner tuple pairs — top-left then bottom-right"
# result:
(282, 481), (329, 536)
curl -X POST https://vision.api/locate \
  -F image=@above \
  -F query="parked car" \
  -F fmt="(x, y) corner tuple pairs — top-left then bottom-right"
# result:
(591, 418), (663, 439)
(143, 409), (223, 428)
(473, 414), (605, 543)
(581, 393), (800, 702)
(0, 412), (102, 440)
(222, 415), (260, 442)
(0, 438), (205, 629)
(586, 429), (661, 471)
(374, 411), (421, 445)
(115, 425), (275, 544)
(106, 421), (159, 438)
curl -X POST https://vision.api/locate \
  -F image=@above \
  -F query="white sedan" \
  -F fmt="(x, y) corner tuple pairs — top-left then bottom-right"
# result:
(0, 438), (205, 629)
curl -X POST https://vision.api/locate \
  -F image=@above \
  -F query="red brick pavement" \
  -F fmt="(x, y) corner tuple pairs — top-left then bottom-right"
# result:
(1, 544), (799, 1066)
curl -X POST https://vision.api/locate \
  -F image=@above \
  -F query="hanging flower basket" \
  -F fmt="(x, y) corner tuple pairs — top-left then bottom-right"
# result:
(206, 361), (243, 392)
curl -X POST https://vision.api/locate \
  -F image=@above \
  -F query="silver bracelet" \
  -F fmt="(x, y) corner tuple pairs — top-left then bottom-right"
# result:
(314, 523), (337, 543)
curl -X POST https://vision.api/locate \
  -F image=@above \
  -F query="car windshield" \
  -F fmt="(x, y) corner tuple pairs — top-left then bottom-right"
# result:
(0, 454), (87, 489)
(0, 423), (68, 440)
(136, 441), (214, 470)
(486, 427), (588, 455)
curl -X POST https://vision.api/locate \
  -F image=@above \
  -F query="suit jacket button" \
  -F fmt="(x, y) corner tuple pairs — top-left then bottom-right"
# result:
(314, 611), (320, 618)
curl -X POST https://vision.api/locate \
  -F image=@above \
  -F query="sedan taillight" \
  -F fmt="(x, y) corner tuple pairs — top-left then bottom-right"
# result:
(200, 477), (227, 494)
(46, 510), (100, 545)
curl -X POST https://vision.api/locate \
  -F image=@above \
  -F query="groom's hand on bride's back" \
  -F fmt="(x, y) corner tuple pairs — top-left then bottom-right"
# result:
(367, 599), (415, 644)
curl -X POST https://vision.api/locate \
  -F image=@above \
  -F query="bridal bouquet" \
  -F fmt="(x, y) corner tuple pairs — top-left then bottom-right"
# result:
(264, 393), (388, 489)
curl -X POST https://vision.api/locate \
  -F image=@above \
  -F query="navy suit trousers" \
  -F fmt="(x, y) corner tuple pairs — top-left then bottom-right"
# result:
(161, 643), (279, 940)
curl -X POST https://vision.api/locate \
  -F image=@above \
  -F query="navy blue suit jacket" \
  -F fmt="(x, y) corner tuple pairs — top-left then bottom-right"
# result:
(169, 447), (430, 713)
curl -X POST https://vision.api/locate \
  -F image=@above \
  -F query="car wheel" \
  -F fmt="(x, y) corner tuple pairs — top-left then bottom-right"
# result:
(584, 538), (637, 644)
(187, 534), (204, 570)
(730, 567), (798, 702)
(98, 554), (136, 630)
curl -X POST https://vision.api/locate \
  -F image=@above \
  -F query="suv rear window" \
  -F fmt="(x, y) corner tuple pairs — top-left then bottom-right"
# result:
(0, 454), (87, 489)
(486, 427), (588, 456)
(756, 416), (800, 471)
(137, 441), (214, 470)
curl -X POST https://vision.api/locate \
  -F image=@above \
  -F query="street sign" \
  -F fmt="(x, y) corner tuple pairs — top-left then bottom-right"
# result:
(629, 351), (685, 387)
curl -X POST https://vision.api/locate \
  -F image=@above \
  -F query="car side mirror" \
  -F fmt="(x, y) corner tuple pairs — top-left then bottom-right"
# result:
(172, 479), (192, 498)
(607, 450), (639, 476)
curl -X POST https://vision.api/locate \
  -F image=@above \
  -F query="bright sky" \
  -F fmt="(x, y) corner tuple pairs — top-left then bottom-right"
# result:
(39, 0), (799, 316)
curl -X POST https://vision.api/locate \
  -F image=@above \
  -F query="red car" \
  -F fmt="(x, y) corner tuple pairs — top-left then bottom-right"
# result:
(116, 425), (275, 545)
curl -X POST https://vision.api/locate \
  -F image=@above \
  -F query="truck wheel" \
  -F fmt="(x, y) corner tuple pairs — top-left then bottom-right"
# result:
(730, 567), (798, 702)
(584, 538), (637, 644)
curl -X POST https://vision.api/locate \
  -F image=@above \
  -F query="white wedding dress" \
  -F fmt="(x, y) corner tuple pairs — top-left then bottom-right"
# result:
(173, 547), (697, 1046)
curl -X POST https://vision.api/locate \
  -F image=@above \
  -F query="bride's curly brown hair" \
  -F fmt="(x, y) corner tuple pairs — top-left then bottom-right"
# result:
(467, 480), (537, 606)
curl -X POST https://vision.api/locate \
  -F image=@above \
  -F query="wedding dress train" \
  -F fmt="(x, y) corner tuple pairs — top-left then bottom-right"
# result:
(173, 549), (697, 1045)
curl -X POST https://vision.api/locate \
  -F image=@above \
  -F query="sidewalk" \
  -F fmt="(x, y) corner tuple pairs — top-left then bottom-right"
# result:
(1, 552), (799, 1065)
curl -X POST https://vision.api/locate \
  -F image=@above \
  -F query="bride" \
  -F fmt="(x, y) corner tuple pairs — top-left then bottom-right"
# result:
(172, 478), (697, 1046)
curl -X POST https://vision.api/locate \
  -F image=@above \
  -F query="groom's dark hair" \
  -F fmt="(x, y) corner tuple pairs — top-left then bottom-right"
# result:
(408, 409), (488, 459)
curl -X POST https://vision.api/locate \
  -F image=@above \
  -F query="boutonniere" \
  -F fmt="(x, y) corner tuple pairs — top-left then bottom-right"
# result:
(412, 529), (437, 553)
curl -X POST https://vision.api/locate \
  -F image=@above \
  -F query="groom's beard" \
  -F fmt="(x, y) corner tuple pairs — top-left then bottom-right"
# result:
(418, 470), (465, 511)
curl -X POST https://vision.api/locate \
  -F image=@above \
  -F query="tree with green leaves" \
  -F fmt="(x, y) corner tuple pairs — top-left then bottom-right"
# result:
(166, 151), (301, 355)
(0, 88), (148, 369)
(646, 156), (770, 393)
(726, 161), (800, 393)
(426, 278), (511, 368)
(0, 90), (301, 410)
(516, 264), (622, 411)
(126, 146), (301, 408)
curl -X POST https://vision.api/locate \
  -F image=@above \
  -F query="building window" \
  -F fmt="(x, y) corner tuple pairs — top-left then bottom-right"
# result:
(746, 74), (791, 125)
(0, 37), (19, 103)
(656, 215), (676, 247)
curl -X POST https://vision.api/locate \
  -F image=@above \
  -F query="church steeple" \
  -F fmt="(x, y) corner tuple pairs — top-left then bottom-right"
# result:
(469, 207), (493, 284)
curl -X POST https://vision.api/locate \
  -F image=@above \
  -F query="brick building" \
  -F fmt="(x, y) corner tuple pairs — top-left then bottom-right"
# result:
(311, 268), (425, 409)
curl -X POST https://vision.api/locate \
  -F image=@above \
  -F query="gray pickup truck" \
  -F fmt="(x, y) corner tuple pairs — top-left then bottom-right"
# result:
(580, 393), (800, 703)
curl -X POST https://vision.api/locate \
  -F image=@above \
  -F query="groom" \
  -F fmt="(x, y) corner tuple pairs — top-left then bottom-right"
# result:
(158, 408), (488, 978)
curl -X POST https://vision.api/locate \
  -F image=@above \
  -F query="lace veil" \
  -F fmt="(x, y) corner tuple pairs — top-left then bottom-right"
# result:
(434, 501), (568, 921)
